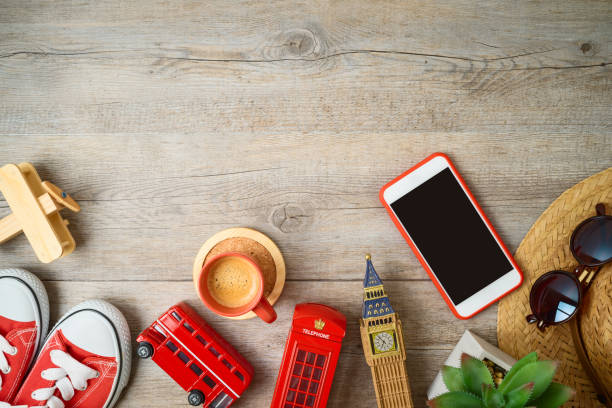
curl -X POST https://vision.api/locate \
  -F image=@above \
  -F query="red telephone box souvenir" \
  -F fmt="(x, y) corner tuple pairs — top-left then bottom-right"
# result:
(136, 302), (253, 407)
(271, 303), (347, 408)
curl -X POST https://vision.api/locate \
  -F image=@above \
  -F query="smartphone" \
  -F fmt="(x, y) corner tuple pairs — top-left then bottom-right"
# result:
(379, 153), (523, 319)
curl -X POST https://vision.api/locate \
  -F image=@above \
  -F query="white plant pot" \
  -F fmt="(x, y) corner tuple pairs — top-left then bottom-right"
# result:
(427, 330), (517, 400)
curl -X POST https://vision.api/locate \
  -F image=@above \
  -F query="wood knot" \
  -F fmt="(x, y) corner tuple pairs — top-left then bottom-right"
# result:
(580, 43), (591, 54)
(270, 204), (311, 233)
(262, 28), (323, 60)
(579, 42), (598, 56)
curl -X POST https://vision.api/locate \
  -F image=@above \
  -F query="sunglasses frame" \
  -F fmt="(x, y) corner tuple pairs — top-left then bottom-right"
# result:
(525, 203), (611, 406)
(526, 269), (583, 331)
(527, 204), (611, 330)
(569, 202), (611, 268)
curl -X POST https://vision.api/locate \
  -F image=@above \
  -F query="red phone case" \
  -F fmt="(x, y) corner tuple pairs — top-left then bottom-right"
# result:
(379, 152), (523, 319)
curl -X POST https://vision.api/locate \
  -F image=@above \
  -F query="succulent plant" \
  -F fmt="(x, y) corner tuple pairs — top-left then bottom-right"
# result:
(427, 352), (574, 408)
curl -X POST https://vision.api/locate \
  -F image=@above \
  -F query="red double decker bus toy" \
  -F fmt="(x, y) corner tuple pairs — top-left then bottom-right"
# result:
(271, 303), (346, 408)
(136, 302), (254, 407)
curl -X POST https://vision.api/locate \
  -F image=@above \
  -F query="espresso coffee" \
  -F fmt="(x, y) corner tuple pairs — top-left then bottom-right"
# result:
(206, 256), (260, 309)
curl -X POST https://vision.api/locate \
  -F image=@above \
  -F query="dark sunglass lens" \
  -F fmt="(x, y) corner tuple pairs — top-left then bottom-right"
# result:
(571, 217), (612, 265)
(530, 272), (580, 324)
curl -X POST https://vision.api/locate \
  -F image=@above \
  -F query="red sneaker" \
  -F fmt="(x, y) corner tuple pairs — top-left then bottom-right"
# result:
(12, 300), (131, 408)
(0, 269), (49, 403)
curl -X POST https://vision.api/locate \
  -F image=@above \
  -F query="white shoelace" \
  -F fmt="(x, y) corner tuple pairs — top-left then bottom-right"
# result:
(30, 349), (99, 408)
(0, 334), (18, 390)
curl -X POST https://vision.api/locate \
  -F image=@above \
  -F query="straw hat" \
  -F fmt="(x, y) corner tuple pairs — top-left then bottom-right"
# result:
(497, 168), (611, 407)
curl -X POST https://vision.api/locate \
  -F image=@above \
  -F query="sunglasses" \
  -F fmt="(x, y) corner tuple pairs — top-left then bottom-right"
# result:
(526, 202), (611, 406)
(526, 203), (611, 329)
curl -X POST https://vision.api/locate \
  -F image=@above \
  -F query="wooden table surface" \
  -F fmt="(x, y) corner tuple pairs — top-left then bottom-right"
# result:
(1, 1), (611, 407)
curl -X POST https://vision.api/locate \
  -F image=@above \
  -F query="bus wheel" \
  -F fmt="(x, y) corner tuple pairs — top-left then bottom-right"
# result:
(188, 389), (205, 406)
(137, 342), (154, 359)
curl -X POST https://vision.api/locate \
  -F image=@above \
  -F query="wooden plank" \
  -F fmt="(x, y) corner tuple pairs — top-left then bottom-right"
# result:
(43, 279), (499, 407)
(0, 135), (610, 281)
(0, 1), (610, 135)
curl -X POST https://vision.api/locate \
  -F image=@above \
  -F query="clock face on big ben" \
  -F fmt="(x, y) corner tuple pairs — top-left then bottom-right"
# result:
(372, 331), (396, 354)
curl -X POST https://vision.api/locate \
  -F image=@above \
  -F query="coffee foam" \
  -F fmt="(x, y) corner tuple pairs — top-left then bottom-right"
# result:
(206, 257), (260, 309)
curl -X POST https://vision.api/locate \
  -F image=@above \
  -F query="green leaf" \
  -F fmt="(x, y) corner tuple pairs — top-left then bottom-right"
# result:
(427, 391), (485, 408)
(482, 384), (505, 408)
(500, 361), (557, 401)
(505, 382), (534, 408)
(442, 366), (465, 392)
(461, 353), (493, 396)
(530, 383), (574, 408)
(498, 352), (538, 394)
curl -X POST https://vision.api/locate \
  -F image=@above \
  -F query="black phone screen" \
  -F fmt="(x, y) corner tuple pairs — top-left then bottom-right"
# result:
(390, 167), (513, 304)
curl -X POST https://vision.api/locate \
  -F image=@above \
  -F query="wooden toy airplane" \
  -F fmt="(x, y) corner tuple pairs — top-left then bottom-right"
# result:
(0, 163), (80, 263)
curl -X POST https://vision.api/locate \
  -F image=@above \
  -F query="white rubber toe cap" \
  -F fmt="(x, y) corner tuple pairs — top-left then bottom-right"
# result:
(0, 279), (38, 323)
(0, 268), (49, 355)
(0, 269), (48, 334)
(59, 310), (119, 358)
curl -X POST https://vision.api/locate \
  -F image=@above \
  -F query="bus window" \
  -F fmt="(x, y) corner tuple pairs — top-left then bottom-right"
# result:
(209, 346), (221, 357)
(177, 351), (190, 364)
(234, 370), (245, 382)
(153, 325), (166, 337)
(210, 392), (233, 408)
(166, 341), (178, 352)
(183, 322), (195, 333)
(171, 311), (182, 322)
(190, 364), (203, 376)
(203, 376), (216, 389)
(221, 359), (233, 370)
(196, 334), (208, 346)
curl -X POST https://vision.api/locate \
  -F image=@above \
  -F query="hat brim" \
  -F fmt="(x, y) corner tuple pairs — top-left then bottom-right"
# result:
(498, 167), (612, 406)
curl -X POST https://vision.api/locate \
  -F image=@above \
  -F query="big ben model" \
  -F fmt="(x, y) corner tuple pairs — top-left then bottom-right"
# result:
(360, 254), (414, 408)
